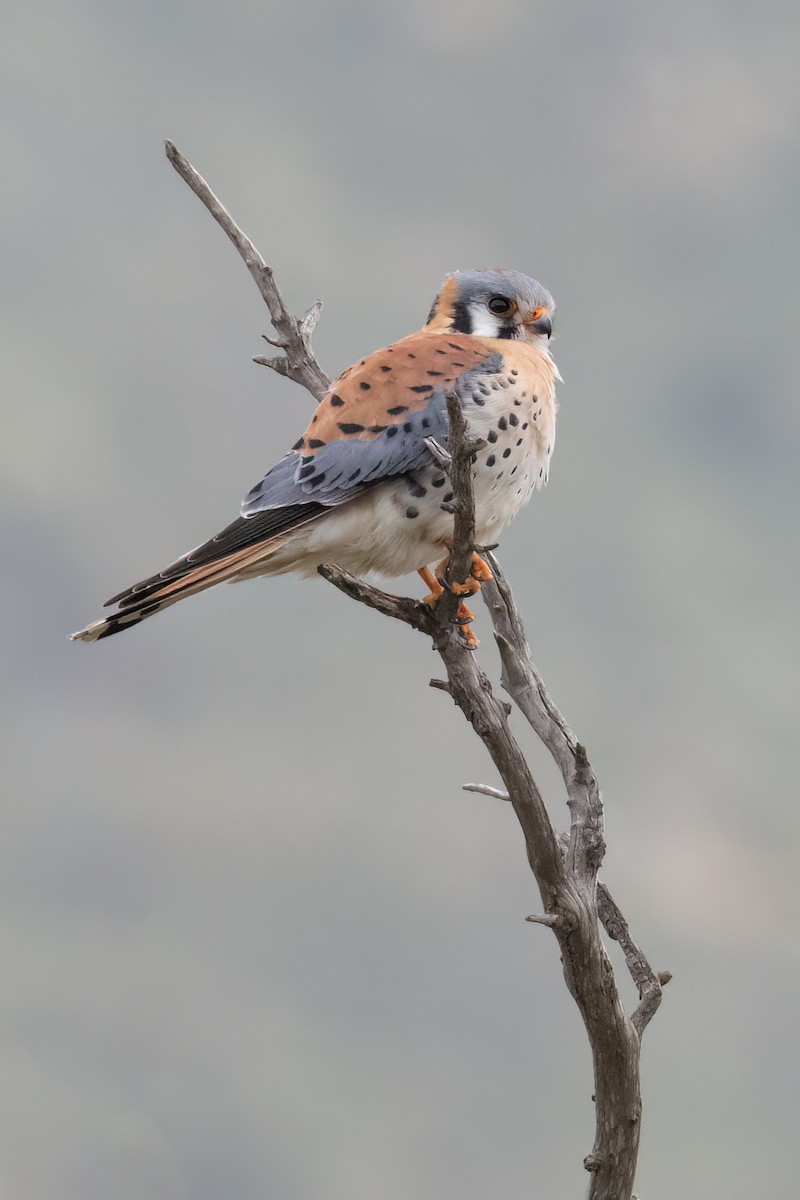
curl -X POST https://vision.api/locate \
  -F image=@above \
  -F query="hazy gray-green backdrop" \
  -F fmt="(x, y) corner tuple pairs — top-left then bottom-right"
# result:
(3, 2), (799, 1197)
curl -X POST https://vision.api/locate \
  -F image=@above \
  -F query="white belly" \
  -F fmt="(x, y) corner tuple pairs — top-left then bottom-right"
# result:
(237, 377), (555, 582)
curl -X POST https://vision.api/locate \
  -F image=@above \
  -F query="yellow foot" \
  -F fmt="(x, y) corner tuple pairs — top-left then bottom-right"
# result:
(420, 563), (479, 648)
(450, 575), (481, 597)
(434, 549), (493, 596)
(469, 551), (494, 583)
(460, 623), (479, 649)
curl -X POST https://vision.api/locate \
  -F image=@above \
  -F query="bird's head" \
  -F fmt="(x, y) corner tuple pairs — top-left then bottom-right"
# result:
(426, 268), (554, 344)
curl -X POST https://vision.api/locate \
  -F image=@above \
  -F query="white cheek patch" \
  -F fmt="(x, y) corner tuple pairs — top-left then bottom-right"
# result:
(466, 304), (503, 338)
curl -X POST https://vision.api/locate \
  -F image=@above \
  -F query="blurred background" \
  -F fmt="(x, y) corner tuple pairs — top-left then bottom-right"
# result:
(3, 2), (799, 1196)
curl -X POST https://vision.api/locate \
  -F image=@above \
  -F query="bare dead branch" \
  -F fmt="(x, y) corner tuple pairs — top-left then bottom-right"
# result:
(525, 912), (565, 928)
(422, 435), (452, 470)
(597, 882), (670, 1036)
(166, 145), (667, 1200)
(482, 557), (606, 876)
(316, 565), (435, 634)
(165, 140), (330, 401)
(462, 782), (511, 802)
(442, 392), (484, 592)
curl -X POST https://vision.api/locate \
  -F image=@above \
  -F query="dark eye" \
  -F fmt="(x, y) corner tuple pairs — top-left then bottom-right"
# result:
(487, 295), (512, 315)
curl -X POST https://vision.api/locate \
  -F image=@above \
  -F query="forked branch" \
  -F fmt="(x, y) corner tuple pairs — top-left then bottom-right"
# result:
(166, 142), (668, 1200)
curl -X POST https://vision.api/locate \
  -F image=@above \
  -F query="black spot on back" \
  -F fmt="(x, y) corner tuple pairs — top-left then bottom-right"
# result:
(330, 394), (345, 407)
(337, 423), (364, 435)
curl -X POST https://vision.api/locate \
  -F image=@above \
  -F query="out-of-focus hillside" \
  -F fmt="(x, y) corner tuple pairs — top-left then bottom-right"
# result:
(2, 2), (798, 1197)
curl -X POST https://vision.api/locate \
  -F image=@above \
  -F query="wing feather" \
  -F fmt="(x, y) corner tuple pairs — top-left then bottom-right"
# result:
(242, 331), (500, 515)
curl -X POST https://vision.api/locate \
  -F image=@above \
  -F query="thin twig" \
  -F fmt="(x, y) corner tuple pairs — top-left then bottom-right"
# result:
(483, 556), (606, 875)
(597, 882), (670, 1036)
(525, 913), (565, 928)
(164, 140), (330, 401)
(423, 436), (452, 470)
(316, 566), (434, 634)
(462, 783), (511, 802)
(442, 392), (483, 595)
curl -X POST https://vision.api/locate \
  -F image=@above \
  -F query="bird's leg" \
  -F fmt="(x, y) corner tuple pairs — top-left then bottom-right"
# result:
(418, 566), (445, 608)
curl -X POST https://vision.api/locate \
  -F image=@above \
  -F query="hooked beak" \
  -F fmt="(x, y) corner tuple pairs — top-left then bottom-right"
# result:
(525, 310), (552, 339)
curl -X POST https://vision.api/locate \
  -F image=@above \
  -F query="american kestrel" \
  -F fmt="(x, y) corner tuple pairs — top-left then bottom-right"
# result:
(72, 269), (558, 645)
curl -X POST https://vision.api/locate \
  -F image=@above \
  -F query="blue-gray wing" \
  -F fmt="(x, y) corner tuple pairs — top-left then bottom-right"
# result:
(242, 332), (501, 515)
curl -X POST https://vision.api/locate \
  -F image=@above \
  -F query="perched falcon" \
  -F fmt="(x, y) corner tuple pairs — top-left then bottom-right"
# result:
(72, 269), (559, 645)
